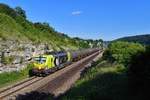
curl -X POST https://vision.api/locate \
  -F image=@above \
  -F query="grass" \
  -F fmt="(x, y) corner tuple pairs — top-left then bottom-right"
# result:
(0, 63), (33, 88)
(61, 61), (130, 100)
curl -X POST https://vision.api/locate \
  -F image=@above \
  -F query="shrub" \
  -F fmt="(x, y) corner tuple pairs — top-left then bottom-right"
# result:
(128, 46), (150, 95)
(103, 41), (145, 66)
(15, 6), (26, 19)
(2, 56), (14, 65)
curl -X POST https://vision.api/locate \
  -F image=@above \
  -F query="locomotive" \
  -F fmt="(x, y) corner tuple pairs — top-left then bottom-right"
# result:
(29, 48), (99, 76)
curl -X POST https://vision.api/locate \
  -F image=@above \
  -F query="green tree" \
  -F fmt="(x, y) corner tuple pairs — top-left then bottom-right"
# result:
(34, 22), (55, 33)
(128, 46), (150, 97)
(0, 3), (17, 18)
(15, 6), (26, 18)
(103, 41), (145, 66)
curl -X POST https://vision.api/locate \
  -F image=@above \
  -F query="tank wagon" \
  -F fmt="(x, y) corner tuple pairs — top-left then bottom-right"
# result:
(29, 48), (99, 76)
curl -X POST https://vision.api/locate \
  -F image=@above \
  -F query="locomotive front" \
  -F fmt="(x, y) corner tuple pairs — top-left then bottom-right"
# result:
(29, 51), (72, 76)
(29, 55), (55, 76)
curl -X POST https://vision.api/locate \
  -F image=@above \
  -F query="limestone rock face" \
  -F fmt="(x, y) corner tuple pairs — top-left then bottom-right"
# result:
(0, 40), (53, 73)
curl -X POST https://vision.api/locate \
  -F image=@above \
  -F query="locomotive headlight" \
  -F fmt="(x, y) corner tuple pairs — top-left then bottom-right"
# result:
(38, 66), (42, 70)
(44, 65), (49, 70)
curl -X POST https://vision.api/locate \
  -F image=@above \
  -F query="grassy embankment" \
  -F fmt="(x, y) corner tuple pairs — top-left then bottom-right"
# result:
(0, 3), (91, 50)
(0, 13), (79, 50)
(61, 60), (129, 100)
(0, 64), (33, 88)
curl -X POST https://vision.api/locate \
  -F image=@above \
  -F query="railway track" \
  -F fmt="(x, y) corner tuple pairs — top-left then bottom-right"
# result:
(0, 76), (43, 99)
(0, 76), (36, 94)
(0, 50), (102, 100)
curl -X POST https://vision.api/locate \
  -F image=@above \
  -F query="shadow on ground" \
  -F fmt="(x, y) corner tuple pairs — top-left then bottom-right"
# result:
(16, 91), (54, 100)
(59, 68), (131, 100)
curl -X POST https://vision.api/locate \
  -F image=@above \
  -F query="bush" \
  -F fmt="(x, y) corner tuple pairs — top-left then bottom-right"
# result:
(103, 41), (145, 66)
(2, 56), (14, 65)
(128, 46), (150, 95)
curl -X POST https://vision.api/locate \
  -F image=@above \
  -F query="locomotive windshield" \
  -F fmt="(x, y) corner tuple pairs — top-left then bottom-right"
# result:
(34, 56), (46, 64)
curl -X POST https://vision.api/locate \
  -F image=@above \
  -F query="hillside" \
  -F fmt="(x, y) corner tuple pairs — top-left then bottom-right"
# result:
(115, 34), (150, 45)
(0, 3), (102, 51)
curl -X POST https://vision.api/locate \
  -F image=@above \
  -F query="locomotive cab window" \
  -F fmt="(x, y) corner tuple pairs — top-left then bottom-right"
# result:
(34, 57), (46, 64)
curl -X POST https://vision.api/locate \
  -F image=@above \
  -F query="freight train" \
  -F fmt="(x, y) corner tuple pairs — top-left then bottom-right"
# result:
(29, 48), (100, 76)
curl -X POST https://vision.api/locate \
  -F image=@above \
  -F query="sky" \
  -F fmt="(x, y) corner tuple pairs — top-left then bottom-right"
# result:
(0, 0), (150, 41)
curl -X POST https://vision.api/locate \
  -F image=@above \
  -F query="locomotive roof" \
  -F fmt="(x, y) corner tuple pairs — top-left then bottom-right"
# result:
(46, 51), (67, 56)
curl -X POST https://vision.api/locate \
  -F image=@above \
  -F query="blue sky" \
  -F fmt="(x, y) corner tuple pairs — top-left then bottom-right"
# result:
(0, 0), (150, 40)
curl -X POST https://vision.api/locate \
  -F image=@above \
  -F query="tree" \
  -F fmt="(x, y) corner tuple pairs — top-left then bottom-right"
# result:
(42, 22), (49, 27)
(34, 22), (55, 33)
(128, 46), (150, 97)
(15, 6), (26, 18)
(0, 3), (17, 18)
(103, 41), (145, 66)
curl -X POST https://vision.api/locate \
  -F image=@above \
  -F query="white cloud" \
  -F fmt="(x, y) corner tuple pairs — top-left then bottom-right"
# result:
(71, 11), (82, 15)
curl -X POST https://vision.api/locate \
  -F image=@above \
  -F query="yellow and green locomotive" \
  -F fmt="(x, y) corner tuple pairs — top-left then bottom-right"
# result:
(29, 48), (99, 76)
(29, 51), (71, 76)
